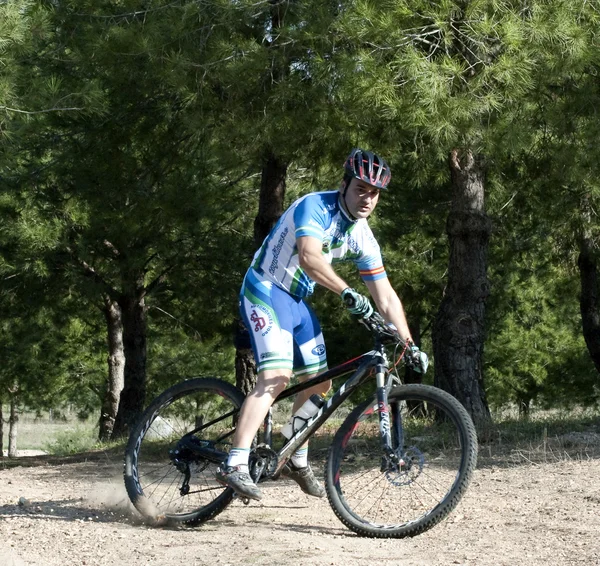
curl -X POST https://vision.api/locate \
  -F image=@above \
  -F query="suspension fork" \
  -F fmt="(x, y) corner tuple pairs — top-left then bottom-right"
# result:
(390, 397), (402, 455)
(375, 363), (403, 471)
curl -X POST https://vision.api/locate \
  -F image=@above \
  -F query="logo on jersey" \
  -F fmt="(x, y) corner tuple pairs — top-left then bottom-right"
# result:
(250, 304), (273, 336)
(311, 344), (326, 356)
(268, 227), (288, 275)
(260, 351), (278, 360)
(250, 310), (265, 331)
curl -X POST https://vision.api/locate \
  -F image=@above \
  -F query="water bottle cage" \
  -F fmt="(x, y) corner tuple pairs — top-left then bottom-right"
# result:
(292, 415), (310, 433)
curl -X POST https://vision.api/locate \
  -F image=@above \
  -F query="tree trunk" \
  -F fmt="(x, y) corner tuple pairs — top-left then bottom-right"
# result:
(252, 151), (288, 249)
(234, 320), (257, 396)
(112, 291), (148, 438)
(518, 398), (531, 420)
(404, 321), (423, 386)
(99, 295), (125, 441)
(234, 1), (289, 394)
(235, 150), (288, 394)
(432, 149), (491, 423)
(578, 196), (600, 373)
(0, 402), (4, 458)
(8, 396), (18, 458)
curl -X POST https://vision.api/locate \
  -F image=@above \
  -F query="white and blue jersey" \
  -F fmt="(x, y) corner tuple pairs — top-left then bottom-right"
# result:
(251, 190), (387, 297)
(240, 190), (387, 374)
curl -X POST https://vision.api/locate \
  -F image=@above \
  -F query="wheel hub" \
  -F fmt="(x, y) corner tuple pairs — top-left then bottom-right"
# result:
(384, 446), (424, 486)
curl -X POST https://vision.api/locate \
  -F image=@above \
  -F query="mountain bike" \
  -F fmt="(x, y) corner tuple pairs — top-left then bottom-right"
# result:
(123, 311), (478, 538)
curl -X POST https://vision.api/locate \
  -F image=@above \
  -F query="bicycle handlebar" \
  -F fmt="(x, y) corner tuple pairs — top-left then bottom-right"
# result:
(359, 312), (427, 370)
(357, 311), (405, 346)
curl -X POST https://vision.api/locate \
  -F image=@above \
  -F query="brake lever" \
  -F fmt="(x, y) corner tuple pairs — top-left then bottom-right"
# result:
(359, 311), (404, 346)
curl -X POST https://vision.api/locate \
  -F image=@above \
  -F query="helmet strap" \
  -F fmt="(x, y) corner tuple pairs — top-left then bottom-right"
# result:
(340, 176), (359, 221)
(342, 173), (353, 196)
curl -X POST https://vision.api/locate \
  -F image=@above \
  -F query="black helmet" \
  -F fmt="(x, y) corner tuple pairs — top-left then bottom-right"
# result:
(343, 148), (391, 189)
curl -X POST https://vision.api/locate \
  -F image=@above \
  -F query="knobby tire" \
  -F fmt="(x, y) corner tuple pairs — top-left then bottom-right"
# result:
(123, 377), (244, 527)
(325, 383), (478, 538)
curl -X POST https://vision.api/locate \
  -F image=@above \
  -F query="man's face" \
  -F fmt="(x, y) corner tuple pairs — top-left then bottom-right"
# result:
(342, 178), (381, 219)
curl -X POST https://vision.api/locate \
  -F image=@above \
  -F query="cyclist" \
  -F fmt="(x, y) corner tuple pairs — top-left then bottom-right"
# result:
(216, 148), (428, 501)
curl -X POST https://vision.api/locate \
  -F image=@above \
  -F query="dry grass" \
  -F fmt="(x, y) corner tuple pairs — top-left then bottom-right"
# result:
(3, 404), (600, 468)
(476, 408), (600, 466)
(1, 409), (97, 455)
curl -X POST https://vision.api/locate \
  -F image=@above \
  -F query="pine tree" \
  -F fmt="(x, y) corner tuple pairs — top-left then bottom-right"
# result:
(321, 0), (599, 420)
(201, 0), (359, 393)
(533, 14), (600, 375)
(4, 0), (255, 436)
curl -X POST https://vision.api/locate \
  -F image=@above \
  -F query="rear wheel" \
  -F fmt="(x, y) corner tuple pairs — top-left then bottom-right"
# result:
(326, 384), (477, 538)
(124, 378), (245, 526)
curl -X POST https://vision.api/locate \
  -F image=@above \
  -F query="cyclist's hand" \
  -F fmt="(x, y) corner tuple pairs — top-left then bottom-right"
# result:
(341, 288), (373, 319)
(407, 343), (429, 374)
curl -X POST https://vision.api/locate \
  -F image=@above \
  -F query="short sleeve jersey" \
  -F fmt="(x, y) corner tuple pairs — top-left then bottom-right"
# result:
(251, 190), (387, 298)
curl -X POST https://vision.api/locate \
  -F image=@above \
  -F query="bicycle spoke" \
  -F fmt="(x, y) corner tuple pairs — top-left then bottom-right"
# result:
(124, 378), (244, 525)
(327, 384), (477, 537)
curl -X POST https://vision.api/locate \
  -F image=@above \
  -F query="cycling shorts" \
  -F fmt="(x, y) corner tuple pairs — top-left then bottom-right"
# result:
(239, 268), (328, 375)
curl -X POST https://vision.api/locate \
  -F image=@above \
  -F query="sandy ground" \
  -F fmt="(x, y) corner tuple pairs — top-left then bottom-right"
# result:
(1, 452), (599, 566)
(1, 452), (47, 458)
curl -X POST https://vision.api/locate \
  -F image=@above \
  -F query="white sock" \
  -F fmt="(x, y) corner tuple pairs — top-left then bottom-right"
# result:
(291, 447), (308, 468)
(227, 448), (250, 472)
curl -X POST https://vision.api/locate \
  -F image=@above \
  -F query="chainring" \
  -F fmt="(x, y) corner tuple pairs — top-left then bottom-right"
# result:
(249, 444), (279, 483)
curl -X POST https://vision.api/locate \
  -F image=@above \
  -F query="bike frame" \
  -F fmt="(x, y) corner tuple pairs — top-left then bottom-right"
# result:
(258, 340), (403, 479)
(181, 332), (406, 482)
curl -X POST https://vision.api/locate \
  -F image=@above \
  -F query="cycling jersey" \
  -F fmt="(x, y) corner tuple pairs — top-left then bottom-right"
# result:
(251, 191), (387, 298)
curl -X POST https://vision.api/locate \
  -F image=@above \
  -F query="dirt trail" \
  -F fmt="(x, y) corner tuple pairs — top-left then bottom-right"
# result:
(1, 454), (599, 566)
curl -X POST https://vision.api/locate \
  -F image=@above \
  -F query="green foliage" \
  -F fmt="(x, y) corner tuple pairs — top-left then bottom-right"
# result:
(1, 0), (599, 427)
(44, 425), (98, 456)
(146, 322), (237, 399)
(485, 251), (596, 410)
(0, 291), (105, 410)
(0, 2), (47, 105)
(1, 0), (253, 423)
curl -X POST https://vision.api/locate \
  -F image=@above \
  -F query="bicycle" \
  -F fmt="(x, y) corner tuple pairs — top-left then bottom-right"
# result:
(123, 310), (478, 538)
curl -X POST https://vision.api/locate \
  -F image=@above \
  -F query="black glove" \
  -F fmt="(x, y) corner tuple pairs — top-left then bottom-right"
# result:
(341, 288), (374, 319)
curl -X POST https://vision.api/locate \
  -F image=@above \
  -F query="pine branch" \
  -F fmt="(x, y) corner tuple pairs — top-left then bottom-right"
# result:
(144, 265), (176, 297)
(103, 240), (121, 257)
(67, 247), (118, 298)
(88, 384), (103, 400)
(73, 0), (184, 20)
(0, 105), (84, 115)
(150, 305), (203, 340)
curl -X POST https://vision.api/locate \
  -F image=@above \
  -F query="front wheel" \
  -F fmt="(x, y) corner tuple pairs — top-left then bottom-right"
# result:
(124, 377), (245, 527)
(326, 384), (478, 538)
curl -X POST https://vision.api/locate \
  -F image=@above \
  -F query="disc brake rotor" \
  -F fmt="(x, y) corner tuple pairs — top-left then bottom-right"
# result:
(385, 446), (424, 486)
